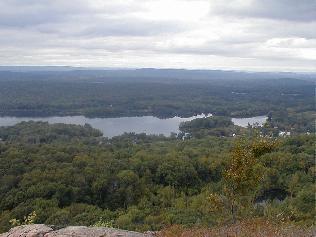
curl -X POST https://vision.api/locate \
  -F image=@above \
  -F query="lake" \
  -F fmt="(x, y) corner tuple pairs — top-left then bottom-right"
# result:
(232, 116), (267, 128)
(0, 114), (266, 137)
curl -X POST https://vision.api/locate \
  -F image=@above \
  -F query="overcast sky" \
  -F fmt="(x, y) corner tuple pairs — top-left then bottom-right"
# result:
(0, 0), (315, 72)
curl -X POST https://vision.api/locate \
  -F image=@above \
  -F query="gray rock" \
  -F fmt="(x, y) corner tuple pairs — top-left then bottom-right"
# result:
(45, 226), (151, 237)
(0, 224), (53, 237)
(0, 225), (154, 237)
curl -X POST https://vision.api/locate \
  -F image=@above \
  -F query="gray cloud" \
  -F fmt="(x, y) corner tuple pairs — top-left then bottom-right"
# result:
(0, 0), (87, 28)
(79, 20), (186, 37)
(0, 0), (184, 37)
(0, 0), (314, 71)
(211, 0), (316, 22)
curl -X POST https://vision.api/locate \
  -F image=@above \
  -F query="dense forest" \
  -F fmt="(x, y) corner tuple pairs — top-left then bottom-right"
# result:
(0, 121), (314, 232)
(0, 71), (314, 119)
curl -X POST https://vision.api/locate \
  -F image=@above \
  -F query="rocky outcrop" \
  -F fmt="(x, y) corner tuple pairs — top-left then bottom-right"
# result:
(0, 225), (53, 237)
(0, 225), (154, 237)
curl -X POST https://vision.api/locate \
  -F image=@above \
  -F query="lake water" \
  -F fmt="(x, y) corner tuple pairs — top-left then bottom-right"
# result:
(0, 114), (266, 137)
(232, 116), (267, 128)
(0, 114), (211, 138)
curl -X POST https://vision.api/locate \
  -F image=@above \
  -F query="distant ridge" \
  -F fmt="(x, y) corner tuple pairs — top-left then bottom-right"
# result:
(0, 66), (315, 81)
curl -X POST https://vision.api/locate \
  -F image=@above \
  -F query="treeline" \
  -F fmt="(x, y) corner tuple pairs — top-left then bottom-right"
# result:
(262, 110), (314, 135)
(0, 122), (314, 232)
(179, 116), (242, 138)
(0, 74), (313, 119)
(0, 121), (102, 143)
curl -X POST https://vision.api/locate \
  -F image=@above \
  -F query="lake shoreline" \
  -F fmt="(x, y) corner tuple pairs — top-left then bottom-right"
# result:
(0, 114), (267, 138)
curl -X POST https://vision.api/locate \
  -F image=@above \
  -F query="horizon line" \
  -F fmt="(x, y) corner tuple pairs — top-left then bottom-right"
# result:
(0, 65), (315, 74)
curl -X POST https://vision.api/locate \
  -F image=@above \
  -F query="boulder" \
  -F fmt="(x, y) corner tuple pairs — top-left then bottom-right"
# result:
(45, 226), (151, 237)
(0, 224), (53, 237)
(0, 225), (154, 237)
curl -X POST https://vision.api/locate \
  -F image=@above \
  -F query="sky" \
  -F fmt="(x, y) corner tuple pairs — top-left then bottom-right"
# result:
(0, 0), (315, 72)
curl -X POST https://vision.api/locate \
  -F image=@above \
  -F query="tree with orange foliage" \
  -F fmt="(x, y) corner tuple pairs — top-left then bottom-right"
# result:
(209, 136), (277, 223)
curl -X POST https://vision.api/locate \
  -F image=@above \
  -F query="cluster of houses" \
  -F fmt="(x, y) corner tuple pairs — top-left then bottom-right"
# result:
(278, 131), (291, 136)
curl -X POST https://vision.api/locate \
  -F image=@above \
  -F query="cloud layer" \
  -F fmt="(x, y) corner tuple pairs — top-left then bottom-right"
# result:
(0, 0), (315, 71)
